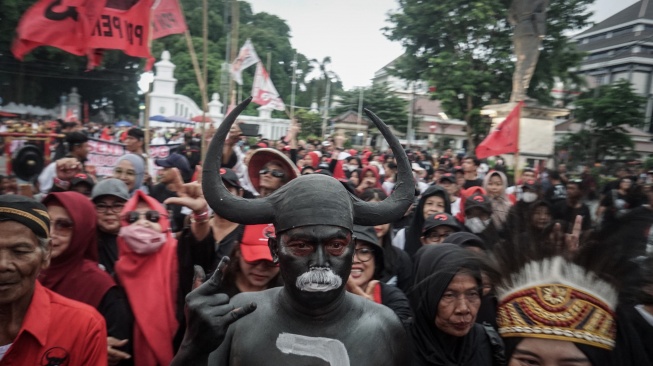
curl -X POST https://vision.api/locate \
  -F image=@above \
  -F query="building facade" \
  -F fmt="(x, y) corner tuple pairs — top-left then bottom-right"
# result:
(573, 0), (653, 131)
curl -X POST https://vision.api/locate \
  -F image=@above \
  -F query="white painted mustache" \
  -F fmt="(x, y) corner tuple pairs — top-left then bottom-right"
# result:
(295, 267), (343, 292)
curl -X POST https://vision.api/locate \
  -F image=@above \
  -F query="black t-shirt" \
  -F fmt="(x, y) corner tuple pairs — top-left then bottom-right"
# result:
(552, 200), (592, 231)
(544, 183), (567, 204)
(97, 230), (118, 276)
(150, 183), (186, 233)
(462, 178), (483, 189)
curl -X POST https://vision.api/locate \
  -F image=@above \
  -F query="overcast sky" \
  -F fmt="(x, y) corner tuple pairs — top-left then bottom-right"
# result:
(246, 0), (641, 89)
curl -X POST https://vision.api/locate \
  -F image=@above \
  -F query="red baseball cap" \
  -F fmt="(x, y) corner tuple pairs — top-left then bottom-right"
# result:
(240, 224), (276, 262)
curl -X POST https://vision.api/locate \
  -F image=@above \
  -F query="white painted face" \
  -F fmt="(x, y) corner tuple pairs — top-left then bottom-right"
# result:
(295, 267), (343, 292)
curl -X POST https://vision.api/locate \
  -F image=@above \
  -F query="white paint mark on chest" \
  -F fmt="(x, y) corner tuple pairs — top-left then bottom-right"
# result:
(275, 333), (350, 366)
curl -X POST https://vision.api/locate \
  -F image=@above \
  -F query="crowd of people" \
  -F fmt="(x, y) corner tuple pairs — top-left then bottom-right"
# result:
(0, 105), (652, 366)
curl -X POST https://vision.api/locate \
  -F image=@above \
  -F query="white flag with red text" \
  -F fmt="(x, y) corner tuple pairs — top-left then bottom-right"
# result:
(230, 39), (260, 85)
(251, 62), (286, 111)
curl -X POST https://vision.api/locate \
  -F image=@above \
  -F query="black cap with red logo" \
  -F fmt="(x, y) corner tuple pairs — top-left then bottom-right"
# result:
(422, 212), (460, 233)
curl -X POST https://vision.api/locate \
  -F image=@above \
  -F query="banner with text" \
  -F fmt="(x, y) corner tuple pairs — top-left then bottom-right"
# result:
(87, 138), (180, 176)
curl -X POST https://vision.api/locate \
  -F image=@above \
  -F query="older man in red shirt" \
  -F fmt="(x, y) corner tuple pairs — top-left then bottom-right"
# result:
(0, 195), (107, 365)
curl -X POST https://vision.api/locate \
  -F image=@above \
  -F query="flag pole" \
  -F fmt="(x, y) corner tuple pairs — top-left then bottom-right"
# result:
(513, 101), (523, 182)
(143, 5), (154, 168)
(201, 0), (209, 162)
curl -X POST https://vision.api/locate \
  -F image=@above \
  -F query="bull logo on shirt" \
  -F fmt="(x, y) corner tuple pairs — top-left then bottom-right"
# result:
(41, 347), (69, 366)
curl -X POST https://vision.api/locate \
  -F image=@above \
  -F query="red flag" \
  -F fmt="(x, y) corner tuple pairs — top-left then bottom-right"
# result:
(151, 0), (187, 39)
(12, 0), (106, 62)
(88, 0), (155, 63)
(475, 101), (522, 159)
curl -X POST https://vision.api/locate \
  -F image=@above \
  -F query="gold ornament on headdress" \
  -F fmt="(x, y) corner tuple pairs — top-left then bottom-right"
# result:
(496, 257), (617, 350)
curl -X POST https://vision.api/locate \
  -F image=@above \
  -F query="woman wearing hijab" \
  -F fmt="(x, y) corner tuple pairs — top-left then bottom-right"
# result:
(41, 191), (134, 366)
(394, 185), (451, 258)
(115, 190), (178, 365)
(113, 154), (145, 195)
(409, 244), (499, 366)
(482, 171), (513, 231)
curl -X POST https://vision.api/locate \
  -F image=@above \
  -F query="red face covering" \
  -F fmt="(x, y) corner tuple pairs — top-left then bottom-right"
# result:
(115, 190), (178, 365)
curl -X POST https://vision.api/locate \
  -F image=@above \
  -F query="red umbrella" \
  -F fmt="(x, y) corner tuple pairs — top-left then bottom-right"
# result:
(0, 111), (18, 117)
(191, 115), (213, 123)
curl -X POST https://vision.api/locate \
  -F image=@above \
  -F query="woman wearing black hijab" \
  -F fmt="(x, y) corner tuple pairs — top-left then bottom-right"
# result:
(409, 244), (499, 365)
(395, 185), (451, 258)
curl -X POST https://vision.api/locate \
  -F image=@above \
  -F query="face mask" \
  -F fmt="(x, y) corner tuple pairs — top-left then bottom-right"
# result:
(119, 225), (167, 254)
(465, 217), (490, 234)
(346, 164), (358, 172)
(522, 192), (538, 203)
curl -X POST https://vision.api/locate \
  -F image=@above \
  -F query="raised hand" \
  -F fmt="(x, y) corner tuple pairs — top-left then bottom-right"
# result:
(55, 158), (81, 181)
(565, 215), (582, 253)
(163, 168), (208, 213)
(174, 257), (257, 362)
(346, 278), (379, 302)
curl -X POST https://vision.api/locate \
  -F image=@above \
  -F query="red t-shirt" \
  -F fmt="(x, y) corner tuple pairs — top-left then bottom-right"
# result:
(0, 281), (107, 366)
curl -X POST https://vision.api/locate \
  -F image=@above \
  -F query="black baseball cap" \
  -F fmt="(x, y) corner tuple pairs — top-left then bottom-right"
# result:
(438, 173), (456, 183)
(219, 167), (241, 190)
(422, 212), (460, 233)
(464, 193), (492, 214)
(155, 153), (192, 180)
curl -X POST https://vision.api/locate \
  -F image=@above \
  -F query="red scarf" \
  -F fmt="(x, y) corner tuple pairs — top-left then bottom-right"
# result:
(115, 190), (179, 365)
(40, 192), (115, 308)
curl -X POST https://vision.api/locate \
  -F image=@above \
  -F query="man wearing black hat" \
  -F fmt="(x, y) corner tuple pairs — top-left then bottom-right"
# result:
(0, 195), (107, 364)
(151, 153), (193, 233)
(37, 131), (89, 194)
(172, 99), (414, 365)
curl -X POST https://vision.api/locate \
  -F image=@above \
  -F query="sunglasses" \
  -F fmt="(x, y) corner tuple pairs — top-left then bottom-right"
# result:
(51, 219), (74, 235)
(259, 169), (285, 178)
(122, 210), (162, 224)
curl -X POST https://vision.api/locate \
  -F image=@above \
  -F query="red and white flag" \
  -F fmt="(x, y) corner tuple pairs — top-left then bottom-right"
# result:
(231, 39), (260, 85)
(251, 62), (285, 111)
(475, 101), (522, 159)
(151, 0), (187, 40)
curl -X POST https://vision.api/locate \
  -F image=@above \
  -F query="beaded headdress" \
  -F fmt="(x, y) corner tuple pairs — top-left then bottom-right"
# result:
(496, 257), (617, 350)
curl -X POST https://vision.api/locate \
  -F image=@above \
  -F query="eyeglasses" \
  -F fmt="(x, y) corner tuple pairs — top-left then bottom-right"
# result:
(353, 247), (374, 262)
(259, 169), (285, 178)
(95, 202), (125, 214)
(113, 168), (136, 178)
(243, 259), (279, 268)
(122, 210), (162, 224)
(51, 219), (74, 235)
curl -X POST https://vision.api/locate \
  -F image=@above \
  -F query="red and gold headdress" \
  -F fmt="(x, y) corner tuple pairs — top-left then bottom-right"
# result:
(496, 257), (618, 350)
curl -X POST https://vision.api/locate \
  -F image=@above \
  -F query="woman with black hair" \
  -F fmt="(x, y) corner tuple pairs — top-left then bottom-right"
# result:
(346, 225), (413, 329)
(360, 188), (414, 293)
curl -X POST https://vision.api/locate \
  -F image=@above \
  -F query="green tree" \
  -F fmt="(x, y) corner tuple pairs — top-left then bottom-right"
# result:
(294, 109), (323, 138)
(385, 0), (593, 152)
(561, 80), (646, 162)
(335, 83), (408, 131)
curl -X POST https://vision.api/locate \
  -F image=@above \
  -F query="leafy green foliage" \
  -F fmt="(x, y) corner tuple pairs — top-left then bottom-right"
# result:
(560, 80), (646, 162)
(385, 0), (594, 151)
(0, 0), (337, 122)
(335, 83), (408, 131)
(293, 109), (323, 138)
